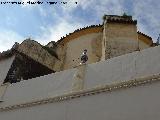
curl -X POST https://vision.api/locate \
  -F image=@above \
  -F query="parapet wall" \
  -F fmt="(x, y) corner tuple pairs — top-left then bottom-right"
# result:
(84, 45), (160, 88)
(0, 69), (77, 107)
(0, 45), (160, 108)
(0, 76), (160, 120)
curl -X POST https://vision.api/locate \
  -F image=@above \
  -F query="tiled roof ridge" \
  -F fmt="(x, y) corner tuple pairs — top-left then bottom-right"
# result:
(137, 31), (152, 40)
(56, 24), (102, 44)
(107, 18), (137, 24)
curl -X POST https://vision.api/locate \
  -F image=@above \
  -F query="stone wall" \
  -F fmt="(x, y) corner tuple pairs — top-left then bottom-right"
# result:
(54, 24), (152, 71)
(104, 23), (138, 59)
(54, 44), (67, 71)
(18, 40), (58, 71)
(62, 32), (102, 70)
(138, 33), (153, 49)
(14, 23), (153, 72)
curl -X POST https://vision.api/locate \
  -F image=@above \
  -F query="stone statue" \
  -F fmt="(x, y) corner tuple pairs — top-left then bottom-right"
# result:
(80, 49), (88, 64)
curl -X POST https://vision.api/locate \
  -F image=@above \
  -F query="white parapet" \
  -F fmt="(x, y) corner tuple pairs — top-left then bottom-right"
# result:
(0, 68), (77, 107)
(84, 45), (160, 88)
(0, 77), (160, 120)
(1, 45), (160, 110)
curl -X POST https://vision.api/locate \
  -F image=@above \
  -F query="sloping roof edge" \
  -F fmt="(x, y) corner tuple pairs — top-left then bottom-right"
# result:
(56, 24), (103, 45)
(0, 48), (16, 61)
(56, 24), (153, 46)
(137, 31), (153, 46)
(0, 40), (59, 61)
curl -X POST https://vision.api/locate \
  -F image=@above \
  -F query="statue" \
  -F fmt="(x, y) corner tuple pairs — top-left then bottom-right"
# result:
(80, 49), (88, 64)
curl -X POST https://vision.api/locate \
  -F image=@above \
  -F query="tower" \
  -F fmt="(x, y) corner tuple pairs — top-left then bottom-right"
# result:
(101, 14), (138, 60)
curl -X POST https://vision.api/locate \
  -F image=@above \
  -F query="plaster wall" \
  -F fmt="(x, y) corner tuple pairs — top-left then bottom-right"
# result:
(139, 40), (150, 49)
(63, 32), (102, 70)
(0, 69), (77, 107)
(105, 23), (138, 58)
(0, 56), (15, 85)
(84, 45), (160, 88)
(138, 34), (152, 49)
(0, 80), (160, 120)
(50, 25), (151, 71)
(1, 45), (160, 107)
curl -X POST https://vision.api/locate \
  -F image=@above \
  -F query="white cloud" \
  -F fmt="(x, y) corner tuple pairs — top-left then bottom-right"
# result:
(77, 0), (125, 17)
(1, 0), (159, 51)
(133, 0), (160, 41)
(0, 30), (24, 52)
(74, 0), (160, 41)
(36, 0), (126, 45)
(36, 19), (83, 45)
(94, 0), (125, 19)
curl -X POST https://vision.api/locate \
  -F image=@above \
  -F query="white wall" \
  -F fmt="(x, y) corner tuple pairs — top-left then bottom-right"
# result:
(0, 56), (15, 85)
(84, 46), (160, 88)
(0, 69), (77, 107)
(1, 45), (160, 108)
(0, 81), (160, 120)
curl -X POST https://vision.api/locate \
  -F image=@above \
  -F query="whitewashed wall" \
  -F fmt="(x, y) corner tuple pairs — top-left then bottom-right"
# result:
(1, 45), (160, 108)
(0, 81), (160, 120)
(0, 69), (77, 107)
(84, 46), (160, 88)
(0, 56), (15, 85)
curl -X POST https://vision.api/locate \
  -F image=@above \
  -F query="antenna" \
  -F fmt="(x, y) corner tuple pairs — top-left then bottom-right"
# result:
(156, 34), (160, 45)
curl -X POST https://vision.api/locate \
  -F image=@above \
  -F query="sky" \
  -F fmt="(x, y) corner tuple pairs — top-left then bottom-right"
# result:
(0, 0), (160, 52)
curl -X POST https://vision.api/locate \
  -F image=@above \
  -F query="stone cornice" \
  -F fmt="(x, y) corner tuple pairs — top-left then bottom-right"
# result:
(107, 18), (137, 24)
(0, 74), (160, 112)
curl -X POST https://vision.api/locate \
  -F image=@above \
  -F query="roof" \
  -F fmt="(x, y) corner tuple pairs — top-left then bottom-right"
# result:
(0, 48), (16, 61)
(56, 24), (103, 45)
(0, 40), (59, 61)
(56, 24), (153, 46)
(137, 31), (152, 40)
(107, 18), (137, 24)
(103, 15), (137, 24)
(137, 31), (153, 46)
